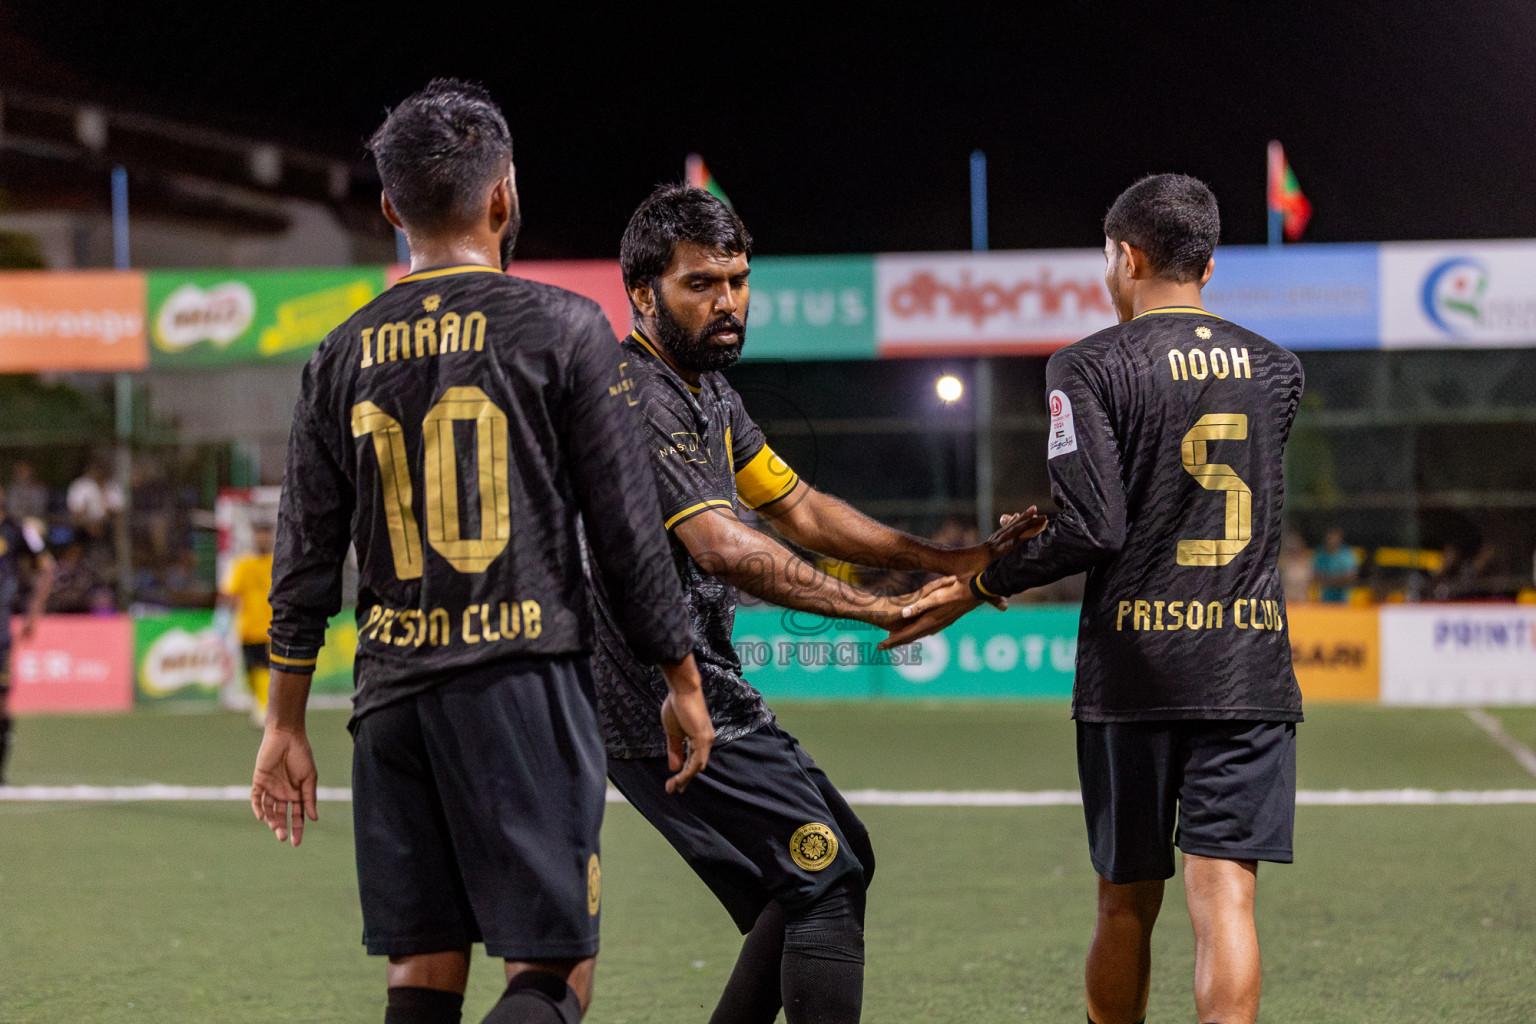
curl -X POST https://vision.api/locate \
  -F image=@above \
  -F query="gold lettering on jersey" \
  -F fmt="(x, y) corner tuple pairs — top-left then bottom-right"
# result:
(423, 295), (441, 312)
(415, 317), (438, 357)
(358, 310), (486, 368)
(1176, 414), (1252, 567)
(440, 312), (461, 352)
(1168, 347), (1252, 382)
(359, 602), (542, 649)
(1114, 596), (1279, 633)
(405, 600), (544, 649)
(663, 432), (707, 464)
(609, 361), (639, 405)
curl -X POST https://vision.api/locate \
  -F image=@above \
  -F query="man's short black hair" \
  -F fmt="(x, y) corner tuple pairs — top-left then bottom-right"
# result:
(620, 184), (752, 300)
(1103, 174), (1220, 283)
(367, 79), (512, 231)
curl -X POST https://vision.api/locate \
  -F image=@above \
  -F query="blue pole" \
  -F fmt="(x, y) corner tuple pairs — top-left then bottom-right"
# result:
(111, 166), (130, 269)
(109, 165), (133, 606)
(969, 149), (988, 252)
(969, 149), (993, 536)
(1268, 208), (1282, 248)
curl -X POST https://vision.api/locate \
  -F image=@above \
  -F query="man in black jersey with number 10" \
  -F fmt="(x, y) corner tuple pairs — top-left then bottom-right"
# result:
(251, 81), (713, 1024)
(891, 175), (1304, 1024)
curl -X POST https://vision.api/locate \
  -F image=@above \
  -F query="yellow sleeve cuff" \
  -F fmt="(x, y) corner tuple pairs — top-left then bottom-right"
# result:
(734, 445), (799, 510)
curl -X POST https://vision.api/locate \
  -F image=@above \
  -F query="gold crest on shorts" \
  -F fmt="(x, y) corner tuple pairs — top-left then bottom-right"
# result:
(789, 822), (838, 872)
(587, 854), (601, 916)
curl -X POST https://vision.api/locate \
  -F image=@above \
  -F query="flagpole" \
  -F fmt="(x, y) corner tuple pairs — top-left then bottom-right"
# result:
(1267, 140), (1283, 248)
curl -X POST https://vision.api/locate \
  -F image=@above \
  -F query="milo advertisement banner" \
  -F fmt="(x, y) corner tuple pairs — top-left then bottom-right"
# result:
(134, 608), (357, 706)
(147, 268), (386, 367)
(733, 604), (1079, 700)
(134, 609), (239, 704)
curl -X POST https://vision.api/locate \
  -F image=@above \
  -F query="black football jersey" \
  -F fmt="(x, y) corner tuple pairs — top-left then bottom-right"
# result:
(975, 307), (1304, 722)
(587, 330), (798, 757)
(268, 265), (692, 719)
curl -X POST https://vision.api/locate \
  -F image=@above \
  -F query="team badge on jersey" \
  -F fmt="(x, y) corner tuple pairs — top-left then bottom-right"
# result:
(587, 853), (602, 915)
(1048, 389), (1078, 459)
(789, 822), (839, 871)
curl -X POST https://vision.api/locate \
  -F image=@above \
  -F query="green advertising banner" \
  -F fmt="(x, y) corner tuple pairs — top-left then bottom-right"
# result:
(732, 604), (1080, 700)
(134, 608), (233, 704)
(742, 255), (877, 361)
(134, 607), (356, 705)
(146, 267), (386, 368)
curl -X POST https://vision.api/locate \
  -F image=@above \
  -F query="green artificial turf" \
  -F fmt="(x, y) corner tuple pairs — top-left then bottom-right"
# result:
(2, 703), (1534, 1022)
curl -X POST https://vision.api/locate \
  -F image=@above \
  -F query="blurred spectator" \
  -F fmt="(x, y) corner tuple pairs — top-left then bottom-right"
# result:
(46, 538), (114, 614)
(218, 525), (274, 724)
(6, 462), (49, 523)
(66, 460), (123, 547)
(1429, 542), (1501, 601)
(1281, 529), (1313, 603)
(1311, 526), (1359, 603)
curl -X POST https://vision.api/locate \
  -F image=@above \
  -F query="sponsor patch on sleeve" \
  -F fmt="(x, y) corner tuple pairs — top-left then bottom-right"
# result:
(1047, 389), (1078, 459)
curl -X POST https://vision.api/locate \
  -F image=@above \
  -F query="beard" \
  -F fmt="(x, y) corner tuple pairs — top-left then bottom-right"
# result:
(653, 293), (747, 373)
(498, 190), (522, 270)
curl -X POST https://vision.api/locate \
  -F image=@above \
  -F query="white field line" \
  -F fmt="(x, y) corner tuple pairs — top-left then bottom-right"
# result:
(1465, 708), (1536, 780)
(3, 785), (1536, 806)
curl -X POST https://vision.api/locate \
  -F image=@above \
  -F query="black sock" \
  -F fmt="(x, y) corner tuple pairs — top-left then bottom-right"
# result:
(710, 901), (786, 1024)
(0, 708), (12, 784)
(385, 986), (463, 1024)
(781, 884), (864, 1024)
(480, 970), (581, 1024)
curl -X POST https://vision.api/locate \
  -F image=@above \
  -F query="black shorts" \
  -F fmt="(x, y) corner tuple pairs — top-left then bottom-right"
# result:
(350, 656), (606, 959)
(1076, 719), (1296, 884)
(607, 721), (873, 933)
(242, 642), (269, 673)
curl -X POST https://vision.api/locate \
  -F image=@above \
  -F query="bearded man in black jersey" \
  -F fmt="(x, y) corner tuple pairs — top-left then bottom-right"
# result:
(586, 184), (1044, 1024)
(251, 81), (713, 1024)
(891, 175), (1303, 1024)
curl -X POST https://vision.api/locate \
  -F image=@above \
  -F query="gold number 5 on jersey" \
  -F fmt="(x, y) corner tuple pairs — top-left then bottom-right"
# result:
(1176, 412), (1251, 567)
(351, 386), (512, 579)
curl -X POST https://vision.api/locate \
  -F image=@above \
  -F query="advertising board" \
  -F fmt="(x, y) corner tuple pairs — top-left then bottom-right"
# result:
(1379, 605), (1536, 704)
(733, 604), (1078, 700)
(1205, 244), (1379, 349)
(1286, 604), (1379, 701)
(0, 272), (147, 371)
(1381, 241), (1536, 348)
(7, 615), (134, 713)
(147, 268), (385, 367)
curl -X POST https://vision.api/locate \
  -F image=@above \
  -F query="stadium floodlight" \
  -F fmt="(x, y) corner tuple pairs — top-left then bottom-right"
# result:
(936, 375), (964, 403)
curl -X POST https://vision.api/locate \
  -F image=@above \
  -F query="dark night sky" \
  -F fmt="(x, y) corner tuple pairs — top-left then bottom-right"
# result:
(7, 2), (1536, 258)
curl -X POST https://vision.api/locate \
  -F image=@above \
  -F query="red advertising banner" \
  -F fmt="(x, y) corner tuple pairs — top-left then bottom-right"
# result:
(8, 615), (134, 713)
(387, 261), (630, 339)
(0, 272), (149, 371)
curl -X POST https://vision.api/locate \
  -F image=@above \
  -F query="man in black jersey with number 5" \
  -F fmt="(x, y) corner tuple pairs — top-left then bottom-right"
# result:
(891, 175), (1303, 1024)
(252, 81), (713, 1024)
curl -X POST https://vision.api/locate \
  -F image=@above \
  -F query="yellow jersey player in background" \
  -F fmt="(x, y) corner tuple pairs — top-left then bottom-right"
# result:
(218, 524), (274, 725)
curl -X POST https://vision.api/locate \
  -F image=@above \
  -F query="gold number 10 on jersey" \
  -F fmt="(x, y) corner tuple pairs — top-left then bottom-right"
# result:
(351, 386), (512, 579)
(1177, 413), (1251, 567)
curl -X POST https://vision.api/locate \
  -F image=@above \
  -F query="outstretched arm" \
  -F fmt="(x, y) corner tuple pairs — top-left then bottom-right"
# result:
(756, 480), (1044, 579)
(673, 505), (947, 629)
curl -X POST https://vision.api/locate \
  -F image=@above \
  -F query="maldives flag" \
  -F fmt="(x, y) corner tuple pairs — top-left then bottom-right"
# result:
(686, 153), (733, 209)
(1267, 140), (1312, 241)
